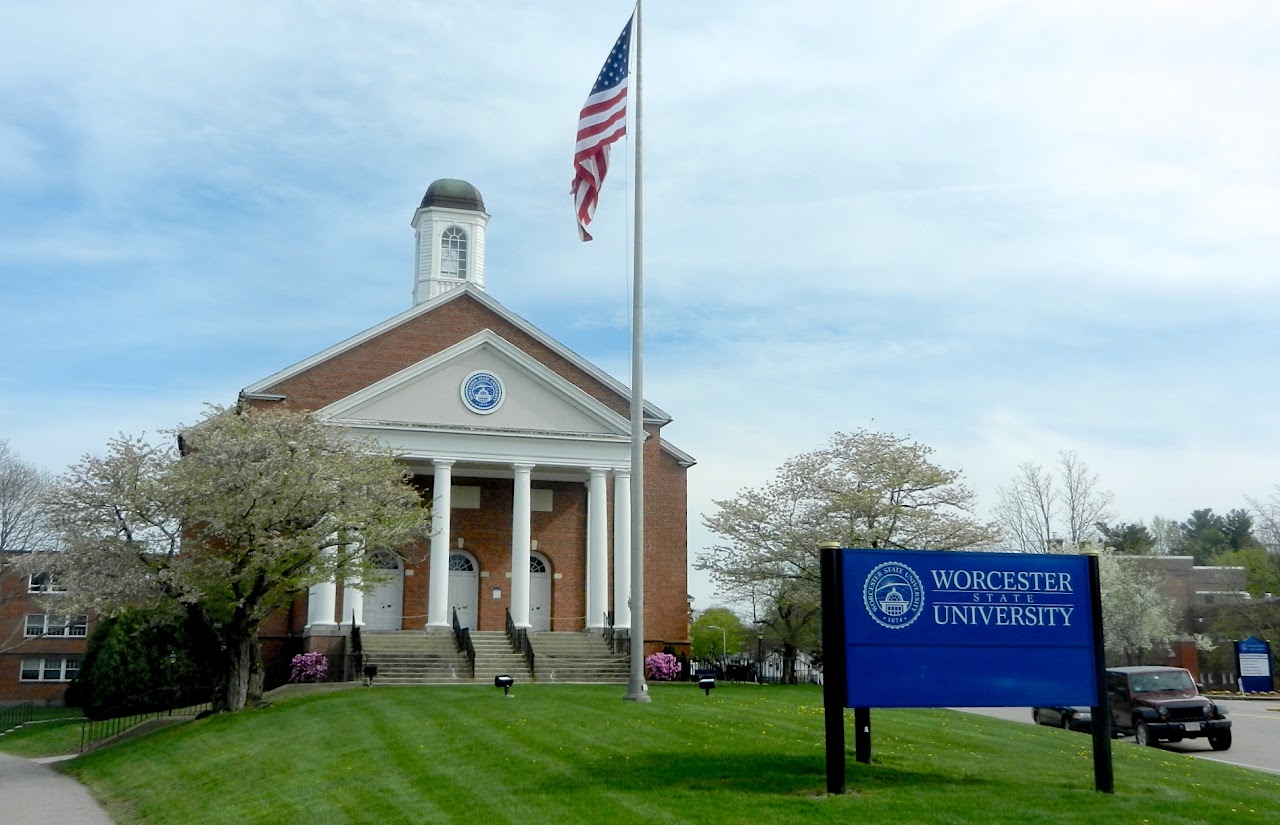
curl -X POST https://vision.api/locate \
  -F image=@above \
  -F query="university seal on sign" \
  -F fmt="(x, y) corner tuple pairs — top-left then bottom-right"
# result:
(461, 370), (505, 415)
(863, 562), (926, 629)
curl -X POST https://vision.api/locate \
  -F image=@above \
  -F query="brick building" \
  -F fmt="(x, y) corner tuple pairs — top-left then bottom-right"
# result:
(1, 552), (91, 705)
(243, 179), (693, 671)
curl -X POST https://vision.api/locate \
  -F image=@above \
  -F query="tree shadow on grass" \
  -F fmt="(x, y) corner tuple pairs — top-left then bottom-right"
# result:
(588, 749), (1000, 797)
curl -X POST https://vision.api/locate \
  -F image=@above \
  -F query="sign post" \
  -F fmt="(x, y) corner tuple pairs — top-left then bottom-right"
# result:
(819, 542), (846, 794)
(1084, 548), (1113, 793)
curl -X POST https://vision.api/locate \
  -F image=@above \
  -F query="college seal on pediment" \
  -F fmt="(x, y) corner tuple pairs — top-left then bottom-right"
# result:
(461, 370), (505, 415)
(863, 561), (926, 629)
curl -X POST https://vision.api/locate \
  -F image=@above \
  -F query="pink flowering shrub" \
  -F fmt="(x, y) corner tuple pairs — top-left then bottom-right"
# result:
(645, 652), (680, 681)
(288, 651), (330, 683)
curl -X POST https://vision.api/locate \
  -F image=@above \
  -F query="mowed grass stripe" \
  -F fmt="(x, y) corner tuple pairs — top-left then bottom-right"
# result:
(58, 683), (1280, 825)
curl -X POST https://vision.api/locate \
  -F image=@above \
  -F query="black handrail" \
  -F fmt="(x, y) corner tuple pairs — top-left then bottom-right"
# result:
(348, 610), (363, 682)
(506, 608), (536, 678)
(452, 608), (476, 678)
(603, 611), (615, 652)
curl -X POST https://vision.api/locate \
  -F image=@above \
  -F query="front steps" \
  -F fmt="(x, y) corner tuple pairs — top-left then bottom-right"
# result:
(358, 630), (626, 685)
(531, 631), (629, 683)
(359, 631), (472, 685)
(470, 631), (533, 682)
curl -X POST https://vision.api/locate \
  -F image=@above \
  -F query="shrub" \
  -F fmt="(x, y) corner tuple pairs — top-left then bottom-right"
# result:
(645, 652), (680, 681)
(72, 608), (217, 720)
(289, 652), (330, 683)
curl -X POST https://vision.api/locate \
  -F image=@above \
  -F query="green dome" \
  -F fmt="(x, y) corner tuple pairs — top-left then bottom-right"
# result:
(420, 179), (485, 212)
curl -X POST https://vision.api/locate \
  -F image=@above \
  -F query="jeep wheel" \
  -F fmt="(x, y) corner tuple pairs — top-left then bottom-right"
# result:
(1135, 721), (1157, 747)
(1209, 731), (1232, 751)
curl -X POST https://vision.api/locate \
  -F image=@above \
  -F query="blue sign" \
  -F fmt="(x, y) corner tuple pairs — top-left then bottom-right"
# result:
(842, 549), (1098, 708)
(1236, 636), (1273, 694)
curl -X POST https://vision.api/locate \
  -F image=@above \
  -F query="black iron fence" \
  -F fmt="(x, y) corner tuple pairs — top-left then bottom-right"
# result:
(0, 701), (35, 732)
(79, 699), (212, 753)
(688, 658), (824, 685)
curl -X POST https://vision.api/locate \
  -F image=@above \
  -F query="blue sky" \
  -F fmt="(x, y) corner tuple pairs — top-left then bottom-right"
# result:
(2, 1), (1278, 608)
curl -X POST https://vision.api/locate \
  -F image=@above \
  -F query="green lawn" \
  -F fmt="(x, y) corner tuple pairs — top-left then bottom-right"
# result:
(40, 683), (1280, 825)
(0, 716), (85, 757)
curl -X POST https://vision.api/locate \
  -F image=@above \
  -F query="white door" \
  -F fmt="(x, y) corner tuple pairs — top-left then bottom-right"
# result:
(364, 551), (404, 631)
(530, 553), (551, 632)
(448, 552), (478, 631)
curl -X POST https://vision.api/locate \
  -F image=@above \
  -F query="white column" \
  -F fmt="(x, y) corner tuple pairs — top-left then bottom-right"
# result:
(510, 463), (534, 629)
(342, 577), (365, 628)
(427, 460), (454, 628)
(612, 469), (631, 630)
(586, 467), (609, 630)
(305, 584), (320, 629)
(309, 577), (337, 629)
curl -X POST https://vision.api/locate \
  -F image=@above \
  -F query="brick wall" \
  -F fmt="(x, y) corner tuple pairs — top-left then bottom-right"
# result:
(0, 554), (91, 704)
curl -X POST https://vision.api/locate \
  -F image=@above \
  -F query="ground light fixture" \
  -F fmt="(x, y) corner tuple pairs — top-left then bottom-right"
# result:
(494, 675), (514, 696)
(698, 675), (716, 696)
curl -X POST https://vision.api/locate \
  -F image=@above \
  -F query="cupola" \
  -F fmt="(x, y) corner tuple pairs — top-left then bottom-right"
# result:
(411, 178), (491, 304)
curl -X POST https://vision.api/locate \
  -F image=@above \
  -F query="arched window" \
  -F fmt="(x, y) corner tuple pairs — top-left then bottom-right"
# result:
(369, 550), (401, 570)
(448, 553), (475, 572)
(530, 556), (548, 574)
(440, 226), (468, 279)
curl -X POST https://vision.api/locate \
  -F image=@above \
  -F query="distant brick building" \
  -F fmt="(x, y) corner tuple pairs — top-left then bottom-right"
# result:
(239, 180), (694, 672)
(0, 552), (92, 705)
(1121, 555), (1249, 680)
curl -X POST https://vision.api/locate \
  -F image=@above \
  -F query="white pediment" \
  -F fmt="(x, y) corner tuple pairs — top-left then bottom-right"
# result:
(315, 330), (629, 437)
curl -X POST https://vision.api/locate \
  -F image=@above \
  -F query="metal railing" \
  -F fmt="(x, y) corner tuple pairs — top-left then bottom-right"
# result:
(80, 699), (212, 753)
(347, 615), (365, 682)
(452, 608), (476, 678)
(506, 608), (535, 678)
(0, 701), (34, 732)
(602, 611), (630, 656)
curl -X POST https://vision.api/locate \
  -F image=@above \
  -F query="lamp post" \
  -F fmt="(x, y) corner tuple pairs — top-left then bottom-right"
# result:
(707, 625), (727, 673)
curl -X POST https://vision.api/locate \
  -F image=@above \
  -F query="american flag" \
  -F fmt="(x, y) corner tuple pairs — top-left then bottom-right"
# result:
(572, 15), (633, 242)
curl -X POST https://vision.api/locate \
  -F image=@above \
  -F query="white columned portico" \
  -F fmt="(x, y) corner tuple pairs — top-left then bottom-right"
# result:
(427, 459), (454, 628)
(586, 467), (609, 630)
(612, 469), (631, 630)
(510, 463), (534, 629)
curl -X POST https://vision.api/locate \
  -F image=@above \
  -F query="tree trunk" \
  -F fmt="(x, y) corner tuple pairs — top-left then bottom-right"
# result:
(782, 642), (798, 685)
(212, 636), (253, 713)
(246, 632), (264, 705)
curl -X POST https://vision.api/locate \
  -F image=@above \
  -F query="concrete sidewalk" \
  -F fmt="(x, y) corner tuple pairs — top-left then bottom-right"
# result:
(0, 750), (114, 824)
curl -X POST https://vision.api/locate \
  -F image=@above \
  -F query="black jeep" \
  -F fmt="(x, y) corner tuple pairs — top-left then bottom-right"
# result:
(1106, 666), (1231, 750)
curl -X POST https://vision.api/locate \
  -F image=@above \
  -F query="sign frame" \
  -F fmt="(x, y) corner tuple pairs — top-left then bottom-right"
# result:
(820, 544), (1112, 795)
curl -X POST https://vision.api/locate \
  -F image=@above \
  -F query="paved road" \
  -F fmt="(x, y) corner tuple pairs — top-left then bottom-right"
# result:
(0, 751), (114, 824)
(957, 699), (1280, 775)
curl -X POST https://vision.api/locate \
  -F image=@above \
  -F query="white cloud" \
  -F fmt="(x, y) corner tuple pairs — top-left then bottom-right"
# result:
(1, 2), (1278, 611)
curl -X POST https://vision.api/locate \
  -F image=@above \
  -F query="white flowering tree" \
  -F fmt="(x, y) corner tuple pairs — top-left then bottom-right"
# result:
(24, 405), (426, 712)
(1072, 543), (1178, 665)
(699, 429), (999, 679)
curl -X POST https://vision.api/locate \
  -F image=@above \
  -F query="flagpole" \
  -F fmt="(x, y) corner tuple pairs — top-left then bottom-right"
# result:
(625, 0), (649, 703)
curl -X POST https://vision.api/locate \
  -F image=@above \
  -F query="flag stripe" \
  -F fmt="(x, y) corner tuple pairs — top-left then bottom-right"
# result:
(571, 15), (633, 242)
